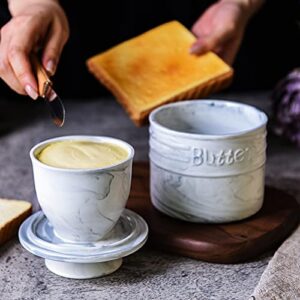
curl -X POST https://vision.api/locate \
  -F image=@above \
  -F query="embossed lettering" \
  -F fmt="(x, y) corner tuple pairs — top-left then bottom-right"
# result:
(225, 150), (234, 165)
(215, 150), (225, 166)
(206, 149), (215, 165)
(192, 147), (249, 167)
(234, 148), (249, 162)
(193, 148), (203, 166)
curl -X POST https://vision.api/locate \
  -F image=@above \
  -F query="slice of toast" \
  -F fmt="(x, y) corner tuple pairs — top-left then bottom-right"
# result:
(87, 21), (233, 126)
(0, 199), (32, 246)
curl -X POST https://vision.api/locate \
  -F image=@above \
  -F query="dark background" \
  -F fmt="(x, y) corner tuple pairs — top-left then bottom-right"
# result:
(0, 0), (300, 99)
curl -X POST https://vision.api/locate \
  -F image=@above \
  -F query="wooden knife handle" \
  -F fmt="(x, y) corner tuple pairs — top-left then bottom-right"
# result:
(31, 56), (52, 97)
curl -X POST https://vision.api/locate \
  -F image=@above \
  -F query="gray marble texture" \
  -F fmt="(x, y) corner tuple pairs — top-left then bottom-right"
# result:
(31, 136), (134, 243)
(0, 92), (300, 300)
(149, 100), (267, 223)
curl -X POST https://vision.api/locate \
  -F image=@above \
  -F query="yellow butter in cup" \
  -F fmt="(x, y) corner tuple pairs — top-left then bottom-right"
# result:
(37, 140), (128, 169)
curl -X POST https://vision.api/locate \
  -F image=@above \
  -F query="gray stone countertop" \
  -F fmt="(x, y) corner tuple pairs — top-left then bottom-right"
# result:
(0, 92), (299, 300)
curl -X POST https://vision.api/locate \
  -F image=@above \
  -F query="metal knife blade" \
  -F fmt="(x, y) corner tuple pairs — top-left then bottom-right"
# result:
(43, 81), (65, 127)
(33, 56), (66, 127)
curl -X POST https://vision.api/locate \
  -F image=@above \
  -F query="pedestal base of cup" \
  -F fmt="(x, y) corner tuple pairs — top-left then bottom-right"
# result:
(45, 258), (122, 279)
(19, 210), (148, 280)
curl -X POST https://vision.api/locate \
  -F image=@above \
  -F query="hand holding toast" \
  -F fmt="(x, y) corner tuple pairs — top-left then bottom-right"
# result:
(191, 0), (264, 65)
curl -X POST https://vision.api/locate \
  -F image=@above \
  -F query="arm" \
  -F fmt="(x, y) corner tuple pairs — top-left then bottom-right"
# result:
(0, 0), (69, 99)
(190, 0), (264, 65)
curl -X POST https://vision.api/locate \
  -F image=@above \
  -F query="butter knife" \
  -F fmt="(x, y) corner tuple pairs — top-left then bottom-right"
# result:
(33, 58), (65, 127)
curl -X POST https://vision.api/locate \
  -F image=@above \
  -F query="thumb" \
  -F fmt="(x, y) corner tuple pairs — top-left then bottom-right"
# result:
(190, 24), (232, 55)
(190, 36), (212, 55)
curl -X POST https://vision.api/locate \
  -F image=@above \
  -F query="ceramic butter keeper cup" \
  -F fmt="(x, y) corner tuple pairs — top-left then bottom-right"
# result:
(149, 100), (268, 223)
(30, 136), (134, 243)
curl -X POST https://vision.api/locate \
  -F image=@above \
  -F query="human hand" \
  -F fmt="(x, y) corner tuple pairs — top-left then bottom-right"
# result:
(0, 0), (69, 99)
(190, 0), (263, 65)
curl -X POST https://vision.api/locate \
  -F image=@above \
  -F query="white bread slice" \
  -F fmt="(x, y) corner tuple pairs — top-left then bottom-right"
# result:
(0, 199), (32, 246)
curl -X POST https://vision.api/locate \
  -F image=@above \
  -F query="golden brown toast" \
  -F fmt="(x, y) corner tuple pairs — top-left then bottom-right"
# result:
(0, 199), (32, 246)
(87, 21), (233, 126)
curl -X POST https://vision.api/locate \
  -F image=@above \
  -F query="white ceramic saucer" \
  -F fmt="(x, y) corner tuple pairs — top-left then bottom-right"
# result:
(19, 209), (148, 279)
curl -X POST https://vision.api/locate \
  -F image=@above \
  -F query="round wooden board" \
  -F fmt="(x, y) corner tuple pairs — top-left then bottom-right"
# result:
(126, 162), (300, 263)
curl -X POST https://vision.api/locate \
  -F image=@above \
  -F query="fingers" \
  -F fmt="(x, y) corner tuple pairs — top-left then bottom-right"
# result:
(217, 47), (236, 66)
(8, 46), (38, 99)
(191, 33), (240, 66)
(190, 21), (241, 66)
(0, 1), (69, 98)
(0, 21), (39, 99)
(189, 0), (244, 63)
(42, 21), (69, 75)
(217, 36), (242, 65)
(0, 57), (37, 98)
(0, 59), (24, 94)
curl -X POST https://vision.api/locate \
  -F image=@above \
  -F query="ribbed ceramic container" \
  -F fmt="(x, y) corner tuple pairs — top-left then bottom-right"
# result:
(149, 100), (268, 223)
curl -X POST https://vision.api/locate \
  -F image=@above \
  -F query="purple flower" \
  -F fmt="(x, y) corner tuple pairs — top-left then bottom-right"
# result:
(272, 68), (300, 146)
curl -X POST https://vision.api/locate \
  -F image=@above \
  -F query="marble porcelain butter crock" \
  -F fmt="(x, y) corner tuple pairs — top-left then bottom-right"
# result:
(30, 135), (134, 242)
(149, 100), (268, 223)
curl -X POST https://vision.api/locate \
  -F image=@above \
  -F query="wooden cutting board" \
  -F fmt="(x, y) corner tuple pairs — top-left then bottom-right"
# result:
(126, 162), (300, 263)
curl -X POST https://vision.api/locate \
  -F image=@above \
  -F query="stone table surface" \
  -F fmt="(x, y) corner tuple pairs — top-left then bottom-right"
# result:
(0, 92), (300, 300)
